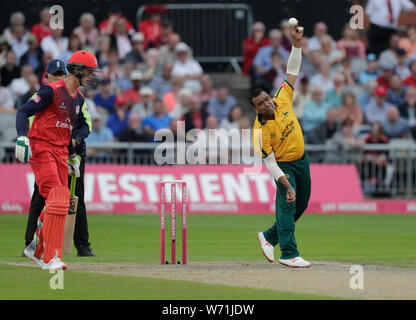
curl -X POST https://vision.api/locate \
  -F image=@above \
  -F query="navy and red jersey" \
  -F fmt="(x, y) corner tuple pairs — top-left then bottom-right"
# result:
(16, 80), (87, 154)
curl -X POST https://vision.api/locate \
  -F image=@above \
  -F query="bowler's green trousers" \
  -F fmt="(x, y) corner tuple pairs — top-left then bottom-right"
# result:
(263, 152), (311, 259)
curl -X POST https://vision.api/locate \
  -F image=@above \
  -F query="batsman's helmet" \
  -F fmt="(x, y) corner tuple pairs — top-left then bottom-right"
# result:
(67, 50), (100, 86)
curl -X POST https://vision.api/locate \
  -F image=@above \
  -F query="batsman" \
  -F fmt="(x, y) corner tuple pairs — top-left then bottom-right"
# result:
(251, 19), (311, 268)
(15, 50), (100, 270)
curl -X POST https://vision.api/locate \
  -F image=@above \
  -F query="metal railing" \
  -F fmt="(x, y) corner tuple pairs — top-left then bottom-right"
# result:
(137, 3), (253, 72)
(1, 141), (416, 198)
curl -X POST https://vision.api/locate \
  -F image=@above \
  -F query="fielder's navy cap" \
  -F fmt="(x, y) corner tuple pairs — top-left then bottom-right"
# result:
(47, 59), (67, 75)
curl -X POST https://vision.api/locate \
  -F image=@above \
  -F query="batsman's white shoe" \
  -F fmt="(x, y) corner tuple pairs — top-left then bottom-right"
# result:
(42, 257), (67, 271)
(258, 232), (274, 263)
(23, 241), (43, 268)
(278, 257), (311, 268)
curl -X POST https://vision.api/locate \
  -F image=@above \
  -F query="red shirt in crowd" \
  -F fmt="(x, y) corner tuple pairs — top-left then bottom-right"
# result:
(138, 20), (161, 48)
(123, 89), (141, 107)
(403, 75), (416, 88)
(242, 36), (270, 76)
(31, 23), (51, 44)
(376, 76), (391, 90)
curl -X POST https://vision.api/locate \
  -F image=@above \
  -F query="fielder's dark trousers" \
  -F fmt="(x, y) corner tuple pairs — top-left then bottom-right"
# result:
(24, 157), (90, 249)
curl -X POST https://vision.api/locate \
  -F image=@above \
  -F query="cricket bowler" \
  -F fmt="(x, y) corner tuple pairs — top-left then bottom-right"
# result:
(15, 50), (100, 270)
(251, 19), (312, 268)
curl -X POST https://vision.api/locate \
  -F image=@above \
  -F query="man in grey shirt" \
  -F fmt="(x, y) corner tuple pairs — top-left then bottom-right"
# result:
(382, 106), (410, 139)
(207, 87), (237, 122)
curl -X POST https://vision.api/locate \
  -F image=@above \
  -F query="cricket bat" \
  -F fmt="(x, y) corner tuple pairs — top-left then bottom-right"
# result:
(63, 175), (78, 254)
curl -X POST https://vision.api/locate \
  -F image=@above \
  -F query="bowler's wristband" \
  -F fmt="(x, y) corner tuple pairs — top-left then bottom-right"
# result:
(287, 187), (295, 191)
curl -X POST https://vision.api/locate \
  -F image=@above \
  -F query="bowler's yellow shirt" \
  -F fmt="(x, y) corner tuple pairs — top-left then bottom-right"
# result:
(253, 80), (304, 162)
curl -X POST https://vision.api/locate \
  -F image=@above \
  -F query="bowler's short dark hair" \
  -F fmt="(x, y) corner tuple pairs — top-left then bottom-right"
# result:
(249, 89), (264, 107)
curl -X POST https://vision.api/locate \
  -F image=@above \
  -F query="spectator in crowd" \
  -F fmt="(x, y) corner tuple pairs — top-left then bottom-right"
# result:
(0, 36), (11, 68)
(264, 51), (285, 95)
(395, 48), (411, 80)
(10, 64), (33, 98)
(0, 51), (20, 86)
(377, 62), (395, 89)
(73, 13), (99, 49)
(242, 21), (270, 76)
(150, 62), (173, 99)
(60, 34), (83, 65)
(96, 35), (111, 68)
(382, 106), (410, 139)
(35, 50), (53, 86)
(115, 61), (135, 91)
(340, 57), (357, 85)
(387, 74), (407, 106)
(10, 22), (29, 62)
(158, 33), (181, 68)
(122, 70), (143, 108)
(30, 7), (51, 44)
(207, 87), (237, 123)
(16, 73), (39, 107)
(292, 75), (311, 120)
(169, 87), (193, 120)
(83, 87), (98, 117)
(142, 98), (171, 137)
(319, 35), (344, 71)
(107, 98), (131, 139)
(302, 86), (331, 134)
(336, 24), (366, 60)
(310, 61), (334, 93)
(172, 42), (203, 92)
(110, 17), (132, 61)
(100, 4), (134, 36)
(197, 73), (217, 106)
(302, 50), (321, 77)
(359, 53), (379, 84)
(252, 29), (289, 89)
(359, 80), (378, 111)
(338, 91), (363, 125)
(325, 120), (363, 163)
(403, 60), (416, 88)
(362, 121), (390, 195)
(365, 0), (415, 55)
(398, 87), (416, 130)
(132, 86), (155, 119)
(3, 12), (27, 44)
(365, 86), (394, 124)
(162, 78), (183, 113)
(398, 25), (416, 58)
(308, 21), (331, 52)
(325, 73), (346, 108)
(307, 107), (341, 144)
(86, 113), (114, 158)
(181, 95), (209, 132)
(138, 48), (160, 86)
(94, 79), (116, 114)
(119, 112), (151, 142)
(124, 32), (146, 65)
(379, 34), (400, 68)
(20, 33), (43, 71)
(138, 4), (168, 49)
(40, 28), (68, 59)
(0, 74), (14, 112)
(219, 105), (244, 131)
(157, 19), (174, 48)
(102, 48), (123, 82)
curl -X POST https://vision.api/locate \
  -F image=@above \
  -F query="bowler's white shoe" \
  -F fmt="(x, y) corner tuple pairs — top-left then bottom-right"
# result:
(23, 241), (43, 268)
(258, 232), (274, 263)
(278, 257), (311, 268)
(42, 257), (67, 271)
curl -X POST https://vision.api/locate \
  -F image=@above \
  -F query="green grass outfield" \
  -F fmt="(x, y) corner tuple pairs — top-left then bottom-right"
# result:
(1, 213), (415, 300)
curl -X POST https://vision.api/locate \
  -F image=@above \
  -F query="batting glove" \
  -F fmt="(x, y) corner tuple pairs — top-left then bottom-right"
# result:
(67, 155), (81, 178)
(15, 136), (32, 163)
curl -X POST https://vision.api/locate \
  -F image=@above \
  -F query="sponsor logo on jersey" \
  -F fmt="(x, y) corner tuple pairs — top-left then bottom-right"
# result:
(32, 95), (41, 103)
(56, 117), (73, 130)
(75, 105), (80, 114)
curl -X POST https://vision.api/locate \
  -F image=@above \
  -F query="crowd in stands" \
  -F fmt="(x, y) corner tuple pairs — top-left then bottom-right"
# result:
(1, 1), (416, 164)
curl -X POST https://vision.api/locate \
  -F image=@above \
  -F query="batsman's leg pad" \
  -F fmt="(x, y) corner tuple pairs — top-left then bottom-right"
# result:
(42, 186), (70, 263)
